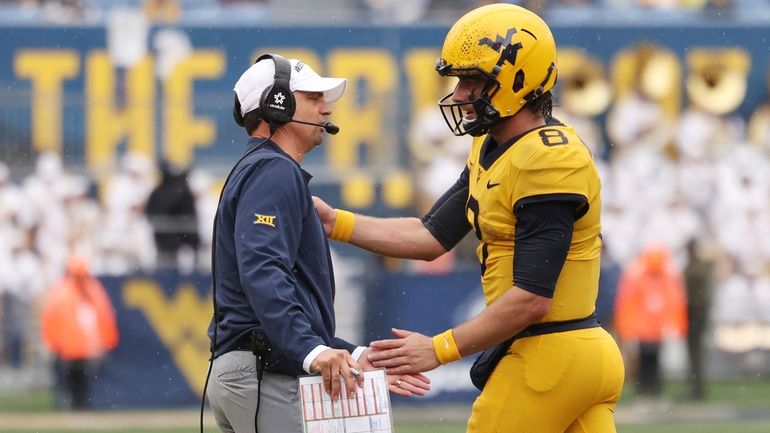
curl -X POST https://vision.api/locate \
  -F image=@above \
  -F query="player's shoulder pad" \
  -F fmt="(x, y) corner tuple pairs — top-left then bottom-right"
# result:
(513, 123), (593, 172)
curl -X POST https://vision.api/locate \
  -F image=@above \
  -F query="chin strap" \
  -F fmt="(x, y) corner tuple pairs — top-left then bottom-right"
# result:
(523, 62), (556, 103)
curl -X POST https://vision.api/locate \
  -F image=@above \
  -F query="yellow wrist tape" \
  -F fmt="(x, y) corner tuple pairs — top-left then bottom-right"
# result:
(330, 209), (355, 242)
(432, 329), (461, 365)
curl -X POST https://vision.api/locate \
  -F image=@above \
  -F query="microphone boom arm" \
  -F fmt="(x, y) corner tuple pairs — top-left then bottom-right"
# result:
(290, 119), (340, 135)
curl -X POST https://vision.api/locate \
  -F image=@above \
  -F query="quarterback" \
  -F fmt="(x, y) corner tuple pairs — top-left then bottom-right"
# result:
(314, 3), (625, 433)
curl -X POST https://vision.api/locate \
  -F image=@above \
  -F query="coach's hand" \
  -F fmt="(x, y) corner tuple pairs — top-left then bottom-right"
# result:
(312, 196), (335, 236)
(359, 348), (432, 397)
(368, 328), (440, 375)
(311, 348), (364, 400)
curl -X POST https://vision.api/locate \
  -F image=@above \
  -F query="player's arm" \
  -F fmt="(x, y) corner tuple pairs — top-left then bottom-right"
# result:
(313, 167), (471, 261)
(368, 198), (583, 372)
(333, 211), (444, 261)
(445, 151), (595, 351)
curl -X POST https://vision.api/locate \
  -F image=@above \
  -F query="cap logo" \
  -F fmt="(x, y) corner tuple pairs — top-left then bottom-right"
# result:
(294, 61), (305, 72)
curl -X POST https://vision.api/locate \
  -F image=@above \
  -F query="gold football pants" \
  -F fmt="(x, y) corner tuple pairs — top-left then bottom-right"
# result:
(467, 327), (624, 433)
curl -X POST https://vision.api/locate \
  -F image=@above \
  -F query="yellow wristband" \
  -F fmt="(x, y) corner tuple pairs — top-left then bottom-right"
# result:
(432, 329), (461, 365)
(330, 209), (356, 242)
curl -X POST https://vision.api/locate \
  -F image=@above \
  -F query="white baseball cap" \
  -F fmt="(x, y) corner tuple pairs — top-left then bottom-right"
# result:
(234, 58), (347, 117)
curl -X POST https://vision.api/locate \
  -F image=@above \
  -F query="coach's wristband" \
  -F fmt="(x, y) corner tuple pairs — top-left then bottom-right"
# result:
(432, 329), (461, 365)
(330, 209), (356, 242)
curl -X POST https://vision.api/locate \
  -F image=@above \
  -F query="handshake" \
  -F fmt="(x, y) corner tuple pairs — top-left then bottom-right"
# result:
(364, 327), (438, 398)
(312, 327), (438, 399)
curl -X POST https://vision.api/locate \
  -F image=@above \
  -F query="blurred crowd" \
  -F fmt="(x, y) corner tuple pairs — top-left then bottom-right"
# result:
(0, 0), (751, 25)
(0, 151), (219, 372)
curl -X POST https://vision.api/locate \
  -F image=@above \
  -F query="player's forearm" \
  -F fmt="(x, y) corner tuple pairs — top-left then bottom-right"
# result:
(451, 286), (550, 357)
(349, 215), (446, 261)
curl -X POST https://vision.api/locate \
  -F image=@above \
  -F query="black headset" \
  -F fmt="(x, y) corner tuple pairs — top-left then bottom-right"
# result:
(233, 53), (296, 134)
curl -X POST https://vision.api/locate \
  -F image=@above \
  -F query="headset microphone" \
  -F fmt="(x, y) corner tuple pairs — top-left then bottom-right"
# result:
(290, 119), (340, 135)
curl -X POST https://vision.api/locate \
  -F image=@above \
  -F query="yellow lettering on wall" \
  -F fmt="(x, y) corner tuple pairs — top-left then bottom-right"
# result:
(382, 169), (412, 208)
(164, 50), (225, 167)
(327, 49), (397, 169)
(123, 279), (211, 395)
(403, 48), (454, 164)
(14, 50), (79, 154)
(86, 51), (155, 171)
(341, 172), (375, 209)
(404, 48), (444, 114)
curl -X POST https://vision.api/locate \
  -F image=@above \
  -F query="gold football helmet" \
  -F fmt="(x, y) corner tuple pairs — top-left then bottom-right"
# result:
(436, 4), (558, 136)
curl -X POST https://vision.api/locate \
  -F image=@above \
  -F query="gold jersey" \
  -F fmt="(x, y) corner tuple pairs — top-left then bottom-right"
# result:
(465, 121), (602, 322)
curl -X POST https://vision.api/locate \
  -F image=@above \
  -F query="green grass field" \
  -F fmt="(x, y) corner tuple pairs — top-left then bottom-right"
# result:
(1, 379), (769, 432)
(397, 421), (770, 433)
(4, 422), (770, 433)
(2, 431), (219, 433)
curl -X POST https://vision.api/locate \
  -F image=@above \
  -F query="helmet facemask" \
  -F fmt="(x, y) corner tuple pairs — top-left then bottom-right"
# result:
(437, 70), (502, 137)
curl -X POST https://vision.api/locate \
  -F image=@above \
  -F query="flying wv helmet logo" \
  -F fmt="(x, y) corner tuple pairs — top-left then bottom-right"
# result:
(478, 28), (524, 69)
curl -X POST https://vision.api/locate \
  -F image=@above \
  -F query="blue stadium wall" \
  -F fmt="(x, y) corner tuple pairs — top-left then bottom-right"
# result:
(3, 24), (769, 408)
(96, 270), (485, 408)
(2, 24), (768, 174)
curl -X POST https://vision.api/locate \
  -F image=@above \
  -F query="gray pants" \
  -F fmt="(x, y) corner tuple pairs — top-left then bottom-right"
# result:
(207, 350), (302, 433)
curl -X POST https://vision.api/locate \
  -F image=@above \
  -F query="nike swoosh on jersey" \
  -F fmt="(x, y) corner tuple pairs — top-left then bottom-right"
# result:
(486, 180), (501, 189)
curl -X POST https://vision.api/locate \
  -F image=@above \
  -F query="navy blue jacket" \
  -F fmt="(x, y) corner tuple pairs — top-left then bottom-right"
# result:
(208, 137), (356, 376)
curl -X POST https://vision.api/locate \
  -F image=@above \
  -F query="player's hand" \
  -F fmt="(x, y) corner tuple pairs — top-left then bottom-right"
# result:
(368, 328), (441, 375)
(359, 348), (431, 397)
(385, 371), (431, 397)
(312, 196), (335, 236)
(310, 348), (364, 400)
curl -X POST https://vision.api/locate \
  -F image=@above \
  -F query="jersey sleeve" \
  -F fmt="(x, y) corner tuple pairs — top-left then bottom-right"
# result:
(421, 166), (472, 251)
(512, 145), (593, 216)
(513, 200), (575, 298)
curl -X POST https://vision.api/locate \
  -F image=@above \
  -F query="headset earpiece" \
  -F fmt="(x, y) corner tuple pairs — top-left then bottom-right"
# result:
(232, 93), (245, 127)
(255, 54), (295, 133)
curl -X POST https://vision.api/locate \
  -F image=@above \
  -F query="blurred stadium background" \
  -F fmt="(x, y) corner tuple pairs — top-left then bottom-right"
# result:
(1, 0), (770, 431)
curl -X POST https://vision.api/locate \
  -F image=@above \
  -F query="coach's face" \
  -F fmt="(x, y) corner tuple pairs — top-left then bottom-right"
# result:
(292, 90), (331, 149)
